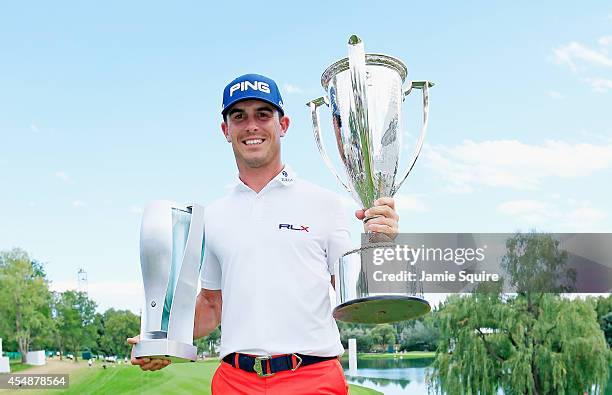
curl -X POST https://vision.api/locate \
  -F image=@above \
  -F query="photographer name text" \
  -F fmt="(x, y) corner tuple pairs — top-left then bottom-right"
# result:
(373, 270), (500, 283)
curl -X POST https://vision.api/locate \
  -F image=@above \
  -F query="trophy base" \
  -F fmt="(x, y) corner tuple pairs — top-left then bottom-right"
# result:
(133, 339), (197, 363)
(333, 295), (430, 324)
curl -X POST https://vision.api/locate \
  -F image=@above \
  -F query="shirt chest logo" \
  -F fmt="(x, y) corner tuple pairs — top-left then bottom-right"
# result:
(280, 170), (293, 183)
(278, 223), (310, 232)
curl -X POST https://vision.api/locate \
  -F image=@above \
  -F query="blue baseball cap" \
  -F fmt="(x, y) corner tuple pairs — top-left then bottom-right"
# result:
(221, 73), (284, 116)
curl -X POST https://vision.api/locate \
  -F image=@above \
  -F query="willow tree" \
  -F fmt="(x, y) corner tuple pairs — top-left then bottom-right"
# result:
(429, 234), (610, 394)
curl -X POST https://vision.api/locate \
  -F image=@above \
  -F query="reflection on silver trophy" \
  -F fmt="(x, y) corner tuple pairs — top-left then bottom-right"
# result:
(133, 201), (205, 362)
(307, 35), (433, 324)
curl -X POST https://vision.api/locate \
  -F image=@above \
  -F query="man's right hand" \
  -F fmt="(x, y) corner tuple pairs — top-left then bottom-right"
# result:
(128, 335), (171, 371)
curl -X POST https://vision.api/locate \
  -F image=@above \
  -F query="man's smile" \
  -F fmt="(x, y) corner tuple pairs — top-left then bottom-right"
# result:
(243, 138), (265, 146)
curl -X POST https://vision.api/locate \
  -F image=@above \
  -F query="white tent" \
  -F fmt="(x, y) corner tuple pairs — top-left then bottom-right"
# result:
(0, 338), (10, 373)
(25, 350), (46, 366)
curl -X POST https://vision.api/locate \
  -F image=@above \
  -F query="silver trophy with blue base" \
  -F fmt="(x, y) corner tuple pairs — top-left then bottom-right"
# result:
(133, 201), (205, 362)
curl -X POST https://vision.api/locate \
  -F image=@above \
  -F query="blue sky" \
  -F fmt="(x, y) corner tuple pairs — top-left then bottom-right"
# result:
(1, 2), (611, 312)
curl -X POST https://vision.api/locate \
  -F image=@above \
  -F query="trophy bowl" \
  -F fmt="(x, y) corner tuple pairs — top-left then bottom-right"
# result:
(307, 35), (433, 324)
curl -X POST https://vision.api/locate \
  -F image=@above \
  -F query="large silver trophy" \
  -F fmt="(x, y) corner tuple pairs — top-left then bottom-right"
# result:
(133, 201), (205, 362)
(307, 35), (432, 324)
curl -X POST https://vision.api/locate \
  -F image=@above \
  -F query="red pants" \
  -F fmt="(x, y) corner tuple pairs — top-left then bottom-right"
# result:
(211, 359), (349, 395)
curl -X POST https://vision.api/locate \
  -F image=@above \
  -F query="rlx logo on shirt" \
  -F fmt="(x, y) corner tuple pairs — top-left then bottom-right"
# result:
(279, 224), (310, 232)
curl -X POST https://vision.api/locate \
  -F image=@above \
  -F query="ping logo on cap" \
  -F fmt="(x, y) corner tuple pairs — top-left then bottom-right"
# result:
(229, 81), (271, 97)
(222, 73), (284, 115)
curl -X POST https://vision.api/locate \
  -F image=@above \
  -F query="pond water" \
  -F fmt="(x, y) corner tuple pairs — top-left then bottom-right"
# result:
(341, 356), (433, 395)
(343, 358), (611, 395)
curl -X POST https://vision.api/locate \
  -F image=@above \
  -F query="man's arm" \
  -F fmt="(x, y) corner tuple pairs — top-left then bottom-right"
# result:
(194, 288), (222, 339)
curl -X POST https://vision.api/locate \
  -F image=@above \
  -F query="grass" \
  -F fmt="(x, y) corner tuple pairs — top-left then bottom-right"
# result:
(8, 361), (32, 372)
(3, 359), (379, 395)
(59, 360), (218, 395)
(349, 384), (382, 395)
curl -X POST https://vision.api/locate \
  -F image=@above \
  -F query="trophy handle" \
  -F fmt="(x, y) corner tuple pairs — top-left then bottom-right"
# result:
(392, 80), (434, 195)
(307, 97), (351, 193)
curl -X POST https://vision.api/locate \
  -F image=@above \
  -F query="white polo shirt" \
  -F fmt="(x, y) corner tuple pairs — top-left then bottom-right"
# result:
(200, 165), (352, 359)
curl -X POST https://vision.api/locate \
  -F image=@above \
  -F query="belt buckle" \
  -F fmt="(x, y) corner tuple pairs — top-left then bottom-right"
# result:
(253, 356), (274, 377)
(290, 354), (303, 371)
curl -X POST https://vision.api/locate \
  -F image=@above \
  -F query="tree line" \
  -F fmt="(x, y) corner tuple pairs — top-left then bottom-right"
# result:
(0, 248), (218, 362)
(2, 233), (612, 393)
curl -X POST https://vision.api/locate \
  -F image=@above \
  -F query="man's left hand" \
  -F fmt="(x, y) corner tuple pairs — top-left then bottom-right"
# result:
(355, 197), (399, 238)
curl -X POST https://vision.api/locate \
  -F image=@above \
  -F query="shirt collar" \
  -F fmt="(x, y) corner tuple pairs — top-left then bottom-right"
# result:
(232, 164), (297, 193)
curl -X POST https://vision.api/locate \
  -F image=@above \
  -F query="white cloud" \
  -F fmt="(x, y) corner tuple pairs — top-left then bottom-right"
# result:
(598, 35), (612, 46)
(498, 200), (551, 216)
(548, 90), (564, 99)
(394, 194), (429, 213)
(283, 83), (303, 94)
(72, 200), (86, 208)
(565, 206), (607, 223)
(55, 171), (70, 182)
(578, 128), (612, 143)
(30, 124), (40, 133)
(129, 205), (143, 215)
(585, 77), (612, 92)
(554, 37), (612, 92)
(498, 198), (607, 231)
(425, 139), (612, 192)
(553, 41), (612, 72)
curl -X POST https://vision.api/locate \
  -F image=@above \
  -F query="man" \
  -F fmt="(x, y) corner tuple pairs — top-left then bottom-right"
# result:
(129, 73), (399, 394)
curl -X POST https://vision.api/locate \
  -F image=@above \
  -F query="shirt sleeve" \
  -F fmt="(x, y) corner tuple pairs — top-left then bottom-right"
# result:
(200, 228), (222, 290)
(326, 196), (353, 275)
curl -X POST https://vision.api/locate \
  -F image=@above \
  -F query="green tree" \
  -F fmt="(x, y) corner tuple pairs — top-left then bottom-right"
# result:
(339, 325), (374, 352)
(400, 314), (440, 352)
(370, 324), (396, 351)
(90, 312), (105, 356)
(429, 234), (610, 394)
(194, 327), (221, 356)
(54, 291), (97, 362)
(502, 232), (575, 294)
(595, 294), (612, 320)
(595, 295), (612, 348)
(0, 249), (55, 362)
(600, 312), (612, 349)
(431, 293), (609, 394)
(97, 309), (140, 358)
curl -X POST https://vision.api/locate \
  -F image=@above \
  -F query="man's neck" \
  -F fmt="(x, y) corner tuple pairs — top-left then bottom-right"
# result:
(237, 161), (284, 193)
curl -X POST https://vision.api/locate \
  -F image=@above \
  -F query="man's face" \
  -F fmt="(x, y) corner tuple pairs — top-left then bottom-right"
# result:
(221, 99), (290, 169)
